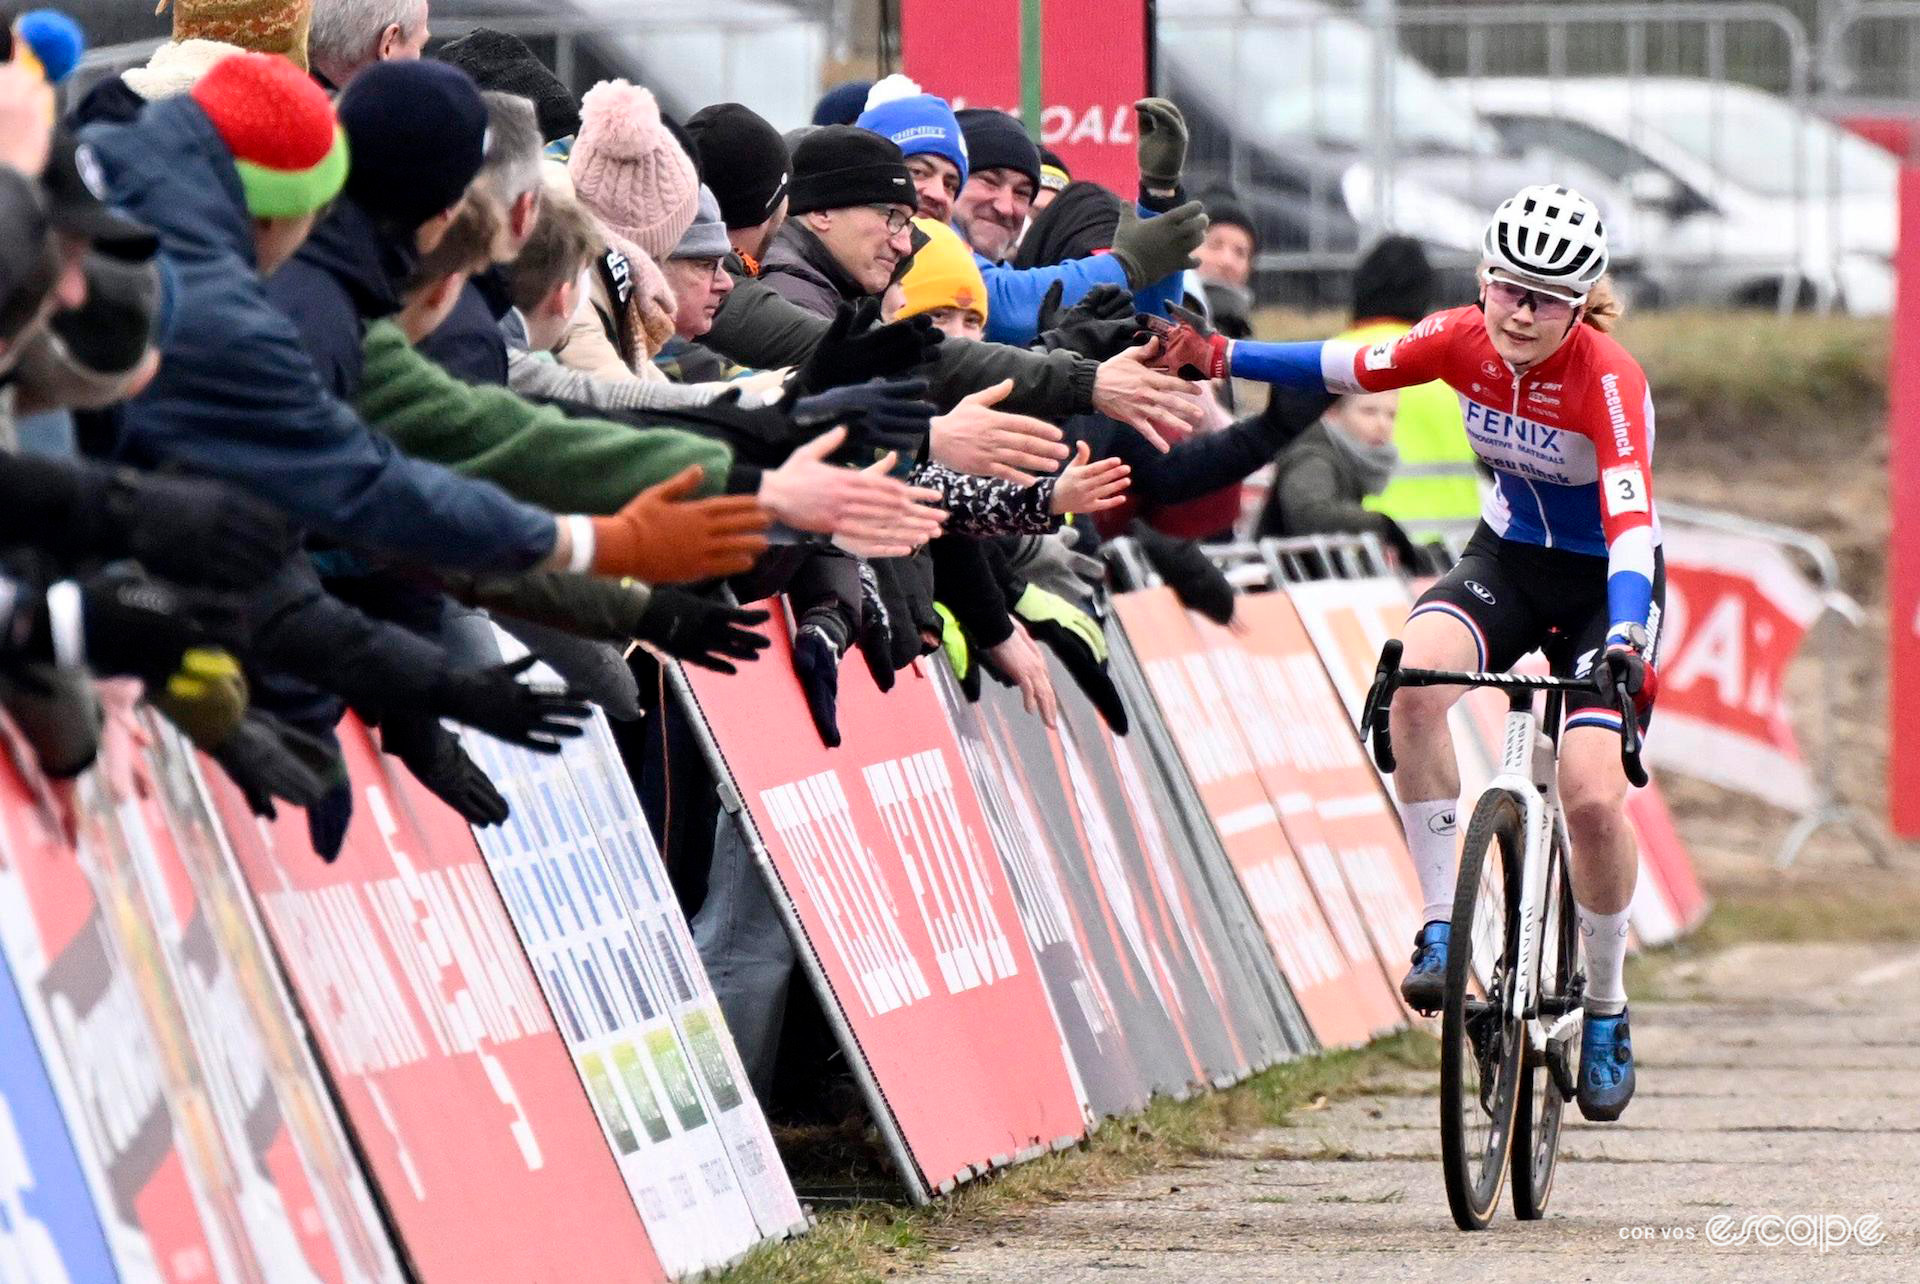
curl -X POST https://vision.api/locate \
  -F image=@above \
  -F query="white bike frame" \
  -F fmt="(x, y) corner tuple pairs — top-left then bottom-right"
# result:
(1479, 701), (1582, 1059)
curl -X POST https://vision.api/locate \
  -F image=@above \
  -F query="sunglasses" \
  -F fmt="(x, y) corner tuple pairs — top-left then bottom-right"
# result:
(1481, 271), (1584, 317)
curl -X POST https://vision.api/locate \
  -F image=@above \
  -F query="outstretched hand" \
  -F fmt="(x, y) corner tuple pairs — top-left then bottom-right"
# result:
(761, 427), (948, 555)
(930, 379), (1071, 484)
(589, 466), (771, 583)
(1049, 441), (1131, 515)
(1090, 345), (1203, 452)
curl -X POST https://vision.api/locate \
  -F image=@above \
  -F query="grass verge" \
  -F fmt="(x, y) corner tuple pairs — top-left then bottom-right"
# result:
(713, 1029), (1439, 1284)
(1625, 872), (1920, 998)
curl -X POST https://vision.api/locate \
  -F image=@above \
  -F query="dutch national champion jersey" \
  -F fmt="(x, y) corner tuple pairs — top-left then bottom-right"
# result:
(1297, 306), (1660, 635)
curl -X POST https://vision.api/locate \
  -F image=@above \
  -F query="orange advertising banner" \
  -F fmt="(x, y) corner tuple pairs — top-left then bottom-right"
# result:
(1113, 589), (1401, 1046)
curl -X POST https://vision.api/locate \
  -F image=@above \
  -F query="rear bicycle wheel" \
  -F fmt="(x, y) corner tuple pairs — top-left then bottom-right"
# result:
(1440, 788), (1527, 1231)
(1512, 830), (1579, 1220)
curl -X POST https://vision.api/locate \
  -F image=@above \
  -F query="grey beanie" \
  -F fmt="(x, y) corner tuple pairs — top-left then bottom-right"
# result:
(669, 185), (731, 260)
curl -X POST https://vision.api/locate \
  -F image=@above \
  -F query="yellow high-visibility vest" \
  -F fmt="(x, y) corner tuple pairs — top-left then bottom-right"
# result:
(1339, 320), (1483, 532)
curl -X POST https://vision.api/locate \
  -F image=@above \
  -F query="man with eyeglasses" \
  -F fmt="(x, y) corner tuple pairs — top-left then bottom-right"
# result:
(757, 125), (919, 317)
(660, 187), (739, 353)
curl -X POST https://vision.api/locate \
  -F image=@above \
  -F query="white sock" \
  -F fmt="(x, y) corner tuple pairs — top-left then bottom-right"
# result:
(1397, 798), (1459, 926)
(1579, 905), (1632, 1015)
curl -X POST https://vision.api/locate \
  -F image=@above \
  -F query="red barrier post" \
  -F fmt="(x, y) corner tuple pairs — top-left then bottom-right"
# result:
(1890, 166), (1920, 837)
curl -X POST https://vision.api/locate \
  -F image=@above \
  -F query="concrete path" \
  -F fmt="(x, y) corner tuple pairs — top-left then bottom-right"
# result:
(916, 942), (1920, 1281)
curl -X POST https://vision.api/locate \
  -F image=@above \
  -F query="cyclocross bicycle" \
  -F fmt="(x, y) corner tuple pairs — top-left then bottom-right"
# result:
(1360, 640), (1648, 1231)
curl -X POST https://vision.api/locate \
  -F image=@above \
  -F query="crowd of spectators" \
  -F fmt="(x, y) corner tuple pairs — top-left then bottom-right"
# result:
(0, 0), (1461, 1109)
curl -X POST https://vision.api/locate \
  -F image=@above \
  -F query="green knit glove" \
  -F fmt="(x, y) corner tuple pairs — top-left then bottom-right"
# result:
(1109, 201), (1208, 289)
(1134, 97), (1188, 188)
(1014, 585), (1107, 664)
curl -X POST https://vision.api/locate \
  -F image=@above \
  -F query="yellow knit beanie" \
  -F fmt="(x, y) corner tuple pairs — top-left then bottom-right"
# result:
(159, 1), (313, 71)
(894, 218), (989, 326)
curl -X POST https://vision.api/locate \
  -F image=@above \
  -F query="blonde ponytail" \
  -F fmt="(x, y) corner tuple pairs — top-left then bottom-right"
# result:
(1581, 275), (1624, 332)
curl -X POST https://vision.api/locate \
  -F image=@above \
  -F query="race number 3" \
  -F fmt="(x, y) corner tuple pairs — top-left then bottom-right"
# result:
(1602, 465), (1649, 516)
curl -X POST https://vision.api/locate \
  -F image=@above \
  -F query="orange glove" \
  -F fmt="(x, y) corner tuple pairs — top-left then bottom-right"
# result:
(589, 467), (770, 584)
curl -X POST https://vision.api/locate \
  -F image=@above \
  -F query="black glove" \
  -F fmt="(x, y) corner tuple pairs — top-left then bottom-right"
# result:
(380, 711), (511, 827)
(784, 303), (945, 399)
(789, 377), (936, 460)
(306, 780), (354, 862)
(1033, 283), (1147, 362)
(432, 655), (591, 753)
(854, 561), (896, 694)
(1024, 618), (1130, 735)
(1039, 280), (1138, 330)
(790, 605), (849, 749)
(1132, 522), (1236, 625)
(101, 470), (296, 592)
(210, 711), (343, 820)
(635, 590), (771, 674)
(52, 566), (249, 684)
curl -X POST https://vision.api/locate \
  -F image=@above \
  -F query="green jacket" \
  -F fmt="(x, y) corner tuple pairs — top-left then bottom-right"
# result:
(441, 570), (652, 641)
(356, 320), (733, 513)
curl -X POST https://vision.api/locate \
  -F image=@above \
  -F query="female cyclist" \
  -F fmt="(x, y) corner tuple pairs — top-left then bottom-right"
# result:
(1149, 185), (1659, 1123)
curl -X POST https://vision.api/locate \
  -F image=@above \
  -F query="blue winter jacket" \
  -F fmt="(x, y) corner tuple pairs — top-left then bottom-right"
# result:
(974, 203), (1184, 345)
(81, 96), (558, 573)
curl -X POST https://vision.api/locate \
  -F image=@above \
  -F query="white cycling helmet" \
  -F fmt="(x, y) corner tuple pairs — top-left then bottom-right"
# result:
(1481, 184), (1609, 300)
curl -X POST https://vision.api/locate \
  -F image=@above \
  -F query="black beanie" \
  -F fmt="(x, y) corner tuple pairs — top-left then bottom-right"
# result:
(337, 61), (489, 231)
(955, 108), (1042, 191)
(1203, 189), (1259, 251)
(1011, 180), (1122, 269)
(687, 102), (791, 229)
(437, 29), (580, 144)
(1352, 234), (1435, 324)
(787, 126), (914, 216)
(812, 80), (872, 126)
(49, 252), (164, 376)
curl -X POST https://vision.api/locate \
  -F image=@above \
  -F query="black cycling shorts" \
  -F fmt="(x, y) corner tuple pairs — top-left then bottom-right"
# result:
(1410, 523), (1665, 733)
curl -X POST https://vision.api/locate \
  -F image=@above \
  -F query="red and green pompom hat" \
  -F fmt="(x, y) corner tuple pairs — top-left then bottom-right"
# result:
(189, 51), (349, 220)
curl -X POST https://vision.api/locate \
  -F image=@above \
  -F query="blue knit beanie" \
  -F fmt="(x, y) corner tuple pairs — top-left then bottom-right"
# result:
(857, 76), (969, 186)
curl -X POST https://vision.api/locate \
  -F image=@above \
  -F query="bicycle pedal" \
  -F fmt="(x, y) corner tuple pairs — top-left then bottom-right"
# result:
(1547, 1038), (1578, 1102)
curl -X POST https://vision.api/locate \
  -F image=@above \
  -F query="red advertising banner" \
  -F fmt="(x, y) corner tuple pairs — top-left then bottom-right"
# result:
(1114, 590), (1399, 1047)
(900, 0), (1149, 194)
(1214, 596), (1428, 1003)
(1891, 165), (1920, 836)
(0, 716), (237, 1282)
(679, 604), (1085, 1197)
(205, 718), (666, 1283)
(1652, 529), (1827, 813)
(0, 701), (402, 1284)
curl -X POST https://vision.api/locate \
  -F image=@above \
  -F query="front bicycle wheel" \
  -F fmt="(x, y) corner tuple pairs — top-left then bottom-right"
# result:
(1440, 788), (1526, 1231)
(1512, 829), (1579, 1220)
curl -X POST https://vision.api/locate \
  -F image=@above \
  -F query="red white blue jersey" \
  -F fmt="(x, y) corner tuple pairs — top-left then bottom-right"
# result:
(1317, 306), (1660, 633)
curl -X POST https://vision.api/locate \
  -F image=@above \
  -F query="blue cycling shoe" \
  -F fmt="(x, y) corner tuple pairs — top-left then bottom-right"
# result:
(1578, 1006), (1636, 1121)
(1399, 921), (1450, 1012)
